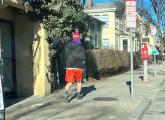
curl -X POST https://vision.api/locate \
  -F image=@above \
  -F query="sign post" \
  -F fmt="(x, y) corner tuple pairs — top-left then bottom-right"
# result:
(126, 0), (136, 100)
(152, 47), (158, 76)
(141, 43), (149, 82)
(150, 24), (157, 77)
(0, 29), (5, 120)
(154, 54), (156, 76)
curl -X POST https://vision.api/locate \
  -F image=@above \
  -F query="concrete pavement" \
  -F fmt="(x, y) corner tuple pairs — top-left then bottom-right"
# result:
(142, 73), (165, 120)
(5, 62), (165, 120)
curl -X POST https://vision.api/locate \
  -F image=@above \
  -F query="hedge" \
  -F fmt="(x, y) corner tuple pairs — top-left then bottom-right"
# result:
(86, 49), (141, 79)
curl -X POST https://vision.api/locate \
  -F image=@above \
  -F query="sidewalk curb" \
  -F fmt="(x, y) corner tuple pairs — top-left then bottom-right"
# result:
(158, 79), (165, 87)
(129, 78), (165, 120)
(129, 98), (151, 120)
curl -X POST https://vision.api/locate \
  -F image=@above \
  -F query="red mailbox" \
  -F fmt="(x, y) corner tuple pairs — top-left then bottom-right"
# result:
(141, 43), (148, 60)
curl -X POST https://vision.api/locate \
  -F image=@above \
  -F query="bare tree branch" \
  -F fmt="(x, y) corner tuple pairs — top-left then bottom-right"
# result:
(137, 0), (165, 44)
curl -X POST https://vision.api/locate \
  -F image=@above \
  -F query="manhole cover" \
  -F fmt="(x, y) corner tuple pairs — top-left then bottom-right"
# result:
(160, 111), (165, 114)
(160, 89), (165, 92)
(157, 98), (165, 101)
(93, 97), (118, 101)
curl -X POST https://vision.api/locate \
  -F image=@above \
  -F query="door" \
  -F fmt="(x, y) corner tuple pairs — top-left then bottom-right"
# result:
(0, 21), (15, 94)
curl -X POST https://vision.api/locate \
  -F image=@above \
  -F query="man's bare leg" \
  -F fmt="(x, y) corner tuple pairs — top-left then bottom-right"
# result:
(77, 81), (81, 92)
(65, 83), (72, 91)
(76, 81), (82, 99)
(64, 83), (72, 103)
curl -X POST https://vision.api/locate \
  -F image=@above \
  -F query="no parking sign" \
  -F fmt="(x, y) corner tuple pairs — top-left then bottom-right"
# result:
(152, 48), (159, 56)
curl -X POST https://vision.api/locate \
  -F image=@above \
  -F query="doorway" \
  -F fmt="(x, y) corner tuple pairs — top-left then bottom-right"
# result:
(0, 20), (16, 95)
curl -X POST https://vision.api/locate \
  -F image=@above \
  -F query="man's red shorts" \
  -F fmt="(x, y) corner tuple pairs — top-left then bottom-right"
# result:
(65, 68), (83, 83)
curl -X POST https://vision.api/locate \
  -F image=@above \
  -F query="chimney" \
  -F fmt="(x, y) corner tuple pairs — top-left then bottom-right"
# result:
(87, 0), (93, 9)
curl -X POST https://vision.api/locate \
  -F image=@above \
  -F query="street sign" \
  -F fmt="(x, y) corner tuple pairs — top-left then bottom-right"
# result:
(152, 48), (158, 76)
(152, 48), (159, 56)
(126, 0), (136, 28)
(150, 24), (156, 35)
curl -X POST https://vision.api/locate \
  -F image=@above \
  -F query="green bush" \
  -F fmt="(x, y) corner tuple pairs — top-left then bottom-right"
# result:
(87, 49), (141, 79)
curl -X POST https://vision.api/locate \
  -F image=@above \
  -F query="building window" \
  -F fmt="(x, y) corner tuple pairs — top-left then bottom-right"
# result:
(102, 38), (109, 49)
(123, 39), (128, 51)
(94, 15), (101, 20)
(126, 28), (130, 32)
(102, 15), (109, 28)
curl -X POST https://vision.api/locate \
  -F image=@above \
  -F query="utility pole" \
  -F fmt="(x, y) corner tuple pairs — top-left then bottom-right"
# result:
(130, 28), (135, 100)
(151, 25), (157, 77)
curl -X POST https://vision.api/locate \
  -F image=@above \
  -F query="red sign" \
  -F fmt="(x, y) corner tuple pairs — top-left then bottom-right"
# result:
(150, 24), (156, 35)
(141, 43), (148, 60)
(73, 31), (80, 40)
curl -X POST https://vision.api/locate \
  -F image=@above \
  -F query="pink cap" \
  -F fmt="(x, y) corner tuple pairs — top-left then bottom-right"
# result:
(73, 32), (80, 40)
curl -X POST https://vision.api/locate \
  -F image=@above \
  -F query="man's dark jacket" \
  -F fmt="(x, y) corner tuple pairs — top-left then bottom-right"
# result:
(64, 42), (86, 69)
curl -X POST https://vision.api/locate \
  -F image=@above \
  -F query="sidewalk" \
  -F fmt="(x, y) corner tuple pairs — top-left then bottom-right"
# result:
(142, 73), (165, 120)
(5, 62), (165, 120)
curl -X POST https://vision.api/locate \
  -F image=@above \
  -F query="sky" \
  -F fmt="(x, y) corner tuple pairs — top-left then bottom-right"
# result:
(82, 0), (163, 32)
(93, 0), (121, 2)
(81, 0), (121, 3)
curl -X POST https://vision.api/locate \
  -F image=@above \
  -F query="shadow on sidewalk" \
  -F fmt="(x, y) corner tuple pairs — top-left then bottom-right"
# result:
(5, 95), (31, 108)
(81, 85), (96, 97)
(68, 85), (96, 102)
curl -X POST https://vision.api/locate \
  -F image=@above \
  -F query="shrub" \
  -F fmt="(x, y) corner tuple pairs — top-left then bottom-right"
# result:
(87, 49), (141, 79)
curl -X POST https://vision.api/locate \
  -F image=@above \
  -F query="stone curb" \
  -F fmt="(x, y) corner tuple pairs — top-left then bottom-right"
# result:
(129, 98), (151, 120)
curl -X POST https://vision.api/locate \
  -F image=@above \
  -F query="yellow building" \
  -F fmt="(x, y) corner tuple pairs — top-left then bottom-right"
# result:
(85, 2), (118, 49)
(85, 1), (156, 53)
(0, 0), (51, 97)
